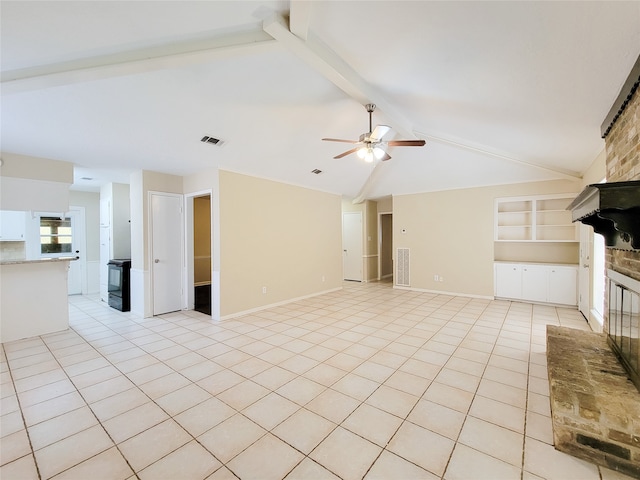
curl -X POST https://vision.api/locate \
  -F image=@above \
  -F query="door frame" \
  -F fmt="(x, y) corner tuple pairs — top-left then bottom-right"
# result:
(184, 189), (213, 313)
(578, 223), (591, 318)
(377, 211), (393, 281)
(342, 211), (363, 281)
(149, 191), (184, 316)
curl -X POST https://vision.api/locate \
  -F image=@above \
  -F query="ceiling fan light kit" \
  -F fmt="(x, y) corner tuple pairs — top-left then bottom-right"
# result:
(322, 103), (425, 162)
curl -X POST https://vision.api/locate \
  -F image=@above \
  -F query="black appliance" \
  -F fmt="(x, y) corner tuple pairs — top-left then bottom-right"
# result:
(107, 259), (131, 312)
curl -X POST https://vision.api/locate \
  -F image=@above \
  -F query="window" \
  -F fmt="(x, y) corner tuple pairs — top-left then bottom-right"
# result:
(40, 216), (72, 255)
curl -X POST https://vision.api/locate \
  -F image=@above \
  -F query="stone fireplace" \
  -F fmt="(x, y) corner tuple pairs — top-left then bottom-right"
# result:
(548, 55), (640, 477)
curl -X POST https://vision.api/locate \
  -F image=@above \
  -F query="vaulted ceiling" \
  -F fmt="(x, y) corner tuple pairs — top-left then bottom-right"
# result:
(2, 1), (639, 199)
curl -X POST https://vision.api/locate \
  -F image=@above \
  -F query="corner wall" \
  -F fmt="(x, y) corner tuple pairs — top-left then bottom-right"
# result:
(219, 170), (342, 317)
(393, 179), (580, 297)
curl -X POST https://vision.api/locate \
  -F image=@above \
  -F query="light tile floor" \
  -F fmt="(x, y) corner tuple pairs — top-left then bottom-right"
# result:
(1, 281), (636, 480)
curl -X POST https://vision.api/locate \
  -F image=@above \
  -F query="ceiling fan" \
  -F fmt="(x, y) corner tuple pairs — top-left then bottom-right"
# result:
(322, 104), (425, 162)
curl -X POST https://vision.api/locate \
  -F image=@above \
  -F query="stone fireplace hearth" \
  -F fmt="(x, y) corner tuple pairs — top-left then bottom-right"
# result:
(547, 326), (640, 477)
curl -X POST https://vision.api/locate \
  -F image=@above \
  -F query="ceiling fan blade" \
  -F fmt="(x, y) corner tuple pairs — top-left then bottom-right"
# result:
(334, 147), (360, 159)
(381, 152), (392, 161)
(386, 139), (426, 147)
(370, 125), (391, 142)
(322, 138), (358, 144)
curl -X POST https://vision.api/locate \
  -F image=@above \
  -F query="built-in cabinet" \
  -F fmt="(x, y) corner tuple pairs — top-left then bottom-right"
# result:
(495, 194), (578, 242)
(494, 193), (579, 306)
(495, 262), (578, 306)
(0, 211), (26, 241)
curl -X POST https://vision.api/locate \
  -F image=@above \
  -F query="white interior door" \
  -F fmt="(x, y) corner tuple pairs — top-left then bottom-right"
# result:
(342, 212), (363, 281)
(66, 208), (84, 295)
(151, 193), (183, 315)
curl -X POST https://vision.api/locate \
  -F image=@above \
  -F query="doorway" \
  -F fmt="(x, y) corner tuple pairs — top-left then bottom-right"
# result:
(150, 192), (183, 315)
(342, 212), (363, 281)
(193, 195), (212, 315)
(379, 213), (393, 281)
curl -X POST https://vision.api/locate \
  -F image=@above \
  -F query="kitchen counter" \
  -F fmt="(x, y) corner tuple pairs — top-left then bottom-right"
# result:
(0, 258), (76, 343)
(0, 256), (78, 265)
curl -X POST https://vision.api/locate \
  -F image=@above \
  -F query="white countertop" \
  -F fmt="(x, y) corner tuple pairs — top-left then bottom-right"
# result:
(0, 256), (78, 266)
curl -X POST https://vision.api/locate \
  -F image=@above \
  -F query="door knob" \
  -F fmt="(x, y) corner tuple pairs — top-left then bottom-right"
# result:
(154, 259), (160, 263)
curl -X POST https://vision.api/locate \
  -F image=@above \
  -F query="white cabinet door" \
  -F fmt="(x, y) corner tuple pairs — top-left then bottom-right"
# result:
(0, 211), (26, 241)
(549, 266), (577, 306)
(495, 263), (522, 299)
(522, 265), (548, 303)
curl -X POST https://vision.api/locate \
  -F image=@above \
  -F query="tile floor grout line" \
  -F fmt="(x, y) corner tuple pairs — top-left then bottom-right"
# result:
(2, 341), (44, 480)
(436, 296), (509, 479)
(69, 294), (376, 478)
(66, 308), (246, 478)
(46, 302), (233, 478)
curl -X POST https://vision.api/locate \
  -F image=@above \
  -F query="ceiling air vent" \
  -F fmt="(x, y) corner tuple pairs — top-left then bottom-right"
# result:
(201, 135), (222, 145)
(311, 169), (322, 175)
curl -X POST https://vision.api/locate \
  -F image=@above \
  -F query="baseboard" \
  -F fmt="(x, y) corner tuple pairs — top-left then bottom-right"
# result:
(393, 285), (494, 300)
(221, 287), (343, 321)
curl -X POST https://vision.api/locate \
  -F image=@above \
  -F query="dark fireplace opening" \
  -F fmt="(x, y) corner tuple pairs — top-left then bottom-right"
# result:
(607, 269), (640, 392)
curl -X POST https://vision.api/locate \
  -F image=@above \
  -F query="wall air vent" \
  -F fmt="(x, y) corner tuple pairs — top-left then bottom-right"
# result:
(311, 169), (322, 175)
(396, 248), (410, 287)
(201, 136), (222, 146)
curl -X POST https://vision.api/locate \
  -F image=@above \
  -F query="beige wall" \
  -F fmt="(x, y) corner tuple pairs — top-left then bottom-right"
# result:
(219, 171), (342, 317)
(393, 179), (580, 297)
(377, 196), (393, 213)
(582, 148), (607, 186)
(0, 152), (73, 183)
(0, 152), (73, 212)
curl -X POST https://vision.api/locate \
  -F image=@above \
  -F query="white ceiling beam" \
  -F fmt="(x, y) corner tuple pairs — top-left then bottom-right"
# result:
(263, 12), (421, 204)
(290, 1), (314, 41)
(2, 28), (275, 94)
(263, 13), (417, 140)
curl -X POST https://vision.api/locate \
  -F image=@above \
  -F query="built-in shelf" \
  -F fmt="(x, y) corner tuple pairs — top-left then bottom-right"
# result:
(495, 194), (578, 243)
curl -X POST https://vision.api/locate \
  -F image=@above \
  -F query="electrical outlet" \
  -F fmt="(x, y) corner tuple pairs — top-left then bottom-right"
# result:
(434, 274), (439, 281)
(262, 286), (267, 294)
(322, 276), (325, 282)
(440, 277), (444, 282)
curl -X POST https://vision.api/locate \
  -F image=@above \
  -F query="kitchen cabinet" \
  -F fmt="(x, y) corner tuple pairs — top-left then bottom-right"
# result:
(494, 262), (577, 306)
(0, 210), (26, 241)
